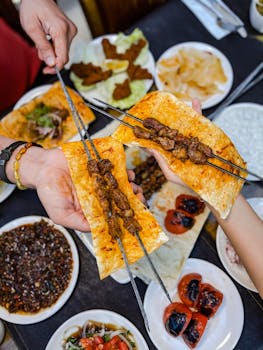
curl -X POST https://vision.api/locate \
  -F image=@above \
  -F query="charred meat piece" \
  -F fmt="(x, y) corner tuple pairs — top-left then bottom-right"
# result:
(71, 62), (112, 86)
(103, 171), (118, 189)
(172, 145), (188, 161)
(123, 217), (142, 235)
(163, 302), (192, 337)
(98, 159), (113, 174)
(107, 215), (122, 239)
(127, 62), (152, 80)
(111, 188), (130, 210)
(143, 118), (167, 132)
(102, 38), (123, 59)
(188, 141), (207, 164)
(87, 159), (100, 175)
(133, 125), (152, 139)
(156, 137), (175, 150)
(113, 79), (131, 100)
(122, 38), (147, 62)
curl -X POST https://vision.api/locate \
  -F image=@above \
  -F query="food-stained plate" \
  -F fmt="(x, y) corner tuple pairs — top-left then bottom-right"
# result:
(144, 258), (244, 350)
(216, 197), (263, 293)
(69, 32), (155, 109)
(0, 182), (16, 203)
(214, 103), (263, 181)
(45, 309), (149, 350)
(0, 216), (79, 324)
(155, 41), (233, 109)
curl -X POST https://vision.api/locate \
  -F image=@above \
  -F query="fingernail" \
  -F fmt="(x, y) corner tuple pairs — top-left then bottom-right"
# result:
(45, 56), (55, 66)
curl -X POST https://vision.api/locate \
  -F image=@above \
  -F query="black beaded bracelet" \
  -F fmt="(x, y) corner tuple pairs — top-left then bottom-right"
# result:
(0, 141), (42, 184)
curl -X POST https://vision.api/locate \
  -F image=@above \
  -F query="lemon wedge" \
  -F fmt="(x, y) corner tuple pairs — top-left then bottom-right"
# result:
(103, 59), (129, 73)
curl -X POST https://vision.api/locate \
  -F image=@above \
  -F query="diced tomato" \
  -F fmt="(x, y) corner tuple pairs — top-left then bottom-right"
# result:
(119, 342), (129, 350)
(80, 337), (95, 347)
(108, 335), (121, 345)
(197, 283), (223, 318)
(178, 273), (202, 308)
(164, 209), (195, 234)
(94, 336), (104, 344)
(163, 302), (192, 337)
(176, 194), (205, 216)
(182, 312), (208, 348)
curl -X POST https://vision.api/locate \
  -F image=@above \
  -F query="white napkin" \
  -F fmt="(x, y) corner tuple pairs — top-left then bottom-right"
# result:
(181, 0), (247, 39)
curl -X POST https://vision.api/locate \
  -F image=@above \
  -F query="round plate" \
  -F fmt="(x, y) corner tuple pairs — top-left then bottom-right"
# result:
(0, 182), (16, 203)
(144, 258), (244, 350)
(69, 34), (155, 108)
(0, 216), (79, 324)
(13, 84), (52, 109)
(216, 197), (263, 293)
(214, 103), (263, 181)
(45, 309), (149, 350)
(155, 41), (233, 109)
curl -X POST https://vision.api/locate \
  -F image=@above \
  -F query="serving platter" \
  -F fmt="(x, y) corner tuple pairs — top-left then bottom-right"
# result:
(155, 41), (233, 109)
(144, 258), (244, 350)
(0, 216), (79, 324)
(45, 309), (149, 350)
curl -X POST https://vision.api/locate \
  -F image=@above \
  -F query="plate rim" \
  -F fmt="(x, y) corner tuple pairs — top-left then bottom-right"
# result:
(0, 183), (16, 203)
(216, 196), (262, 293)
(45, 308), (149, 350)
(144, 257), (244, 350)
(0, 215), (79, 324)
(155, 41), (233, 109)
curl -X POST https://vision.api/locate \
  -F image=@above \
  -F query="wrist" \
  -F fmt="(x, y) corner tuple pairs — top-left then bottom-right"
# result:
(6, 145), (46, 189)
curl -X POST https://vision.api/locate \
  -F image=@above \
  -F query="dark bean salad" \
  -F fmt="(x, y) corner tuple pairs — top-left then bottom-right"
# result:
(0, 220), (73, 313)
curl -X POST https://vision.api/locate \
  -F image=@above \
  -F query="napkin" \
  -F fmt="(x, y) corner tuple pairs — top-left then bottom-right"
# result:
(181, 0), (247, 39)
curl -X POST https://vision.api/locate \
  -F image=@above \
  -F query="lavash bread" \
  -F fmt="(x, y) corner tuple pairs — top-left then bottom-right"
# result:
(62, 137), (168, 279)
(0, 82), (95, 148)
(112, 91), (246, 218)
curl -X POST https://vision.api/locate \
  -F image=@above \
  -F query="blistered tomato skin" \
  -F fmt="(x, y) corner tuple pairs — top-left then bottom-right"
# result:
(197, 283), (223, 318)
(182, 312), (208, 348)
(163, 302), (192, 337)
(178, 273), (202, 308)
(176, 194), (205, 216)
(164, 209), (195, 234)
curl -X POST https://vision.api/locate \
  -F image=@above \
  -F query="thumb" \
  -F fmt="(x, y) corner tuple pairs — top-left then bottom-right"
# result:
(32, 30), (56, 67)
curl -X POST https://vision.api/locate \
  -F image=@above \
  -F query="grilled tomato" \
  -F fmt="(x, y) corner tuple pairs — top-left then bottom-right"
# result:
(197, 283), (223, 318)
(163, 302), (192, 337)
(178, 273), (202, 308)
(164, 209), (195, 234)
(182, 312), (208, 348)
(176, 194), (205, 216)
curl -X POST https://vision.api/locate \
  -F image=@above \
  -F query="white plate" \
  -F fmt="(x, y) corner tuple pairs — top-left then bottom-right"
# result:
(144, 258), (244, 350)
(14, 85), (52, 109)
(216, 197), (263, 293)
(0, 216), (79, 324)
(0, 182), (16, 203)
(70, 34), (155, 108)
(214, 103), (263, 181)
(155, 41), (233, 109)
(45, 309), (149, 350)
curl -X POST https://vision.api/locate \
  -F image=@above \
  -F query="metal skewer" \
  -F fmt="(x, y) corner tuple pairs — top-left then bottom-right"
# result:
(56, 67), (169, 329)
(86, 100), (262, 183)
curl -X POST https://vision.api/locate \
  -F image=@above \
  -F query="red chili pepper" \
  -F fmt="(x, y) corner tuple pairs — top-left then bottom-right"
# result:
(163, 302), (192, 337)
(164, 209), (195, 234)
(176, 194), (205, 216)
(182, 312), (208, 348)
(178, 273), (202, 308)
(197, 283), (223, 318)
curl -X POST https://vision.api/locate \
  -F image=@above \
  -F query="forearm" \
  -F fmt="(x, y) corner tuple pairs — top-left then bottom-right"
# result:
(1, 136), (45, 188)
(209, 194), (263, 298)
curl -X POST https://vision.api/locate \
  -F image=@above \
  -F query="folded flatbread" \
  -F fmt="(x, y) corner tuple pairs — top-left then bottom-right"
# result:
(0, 82), (95, 148)
(62, 137), (168, 279)
(112, 91), (246, 218)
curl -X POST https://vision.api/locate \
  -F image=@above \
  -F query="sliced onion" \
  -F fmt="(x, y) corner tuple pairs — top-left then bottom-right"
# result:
(109, 330), (123, 339)
(65, 341), (82, 350)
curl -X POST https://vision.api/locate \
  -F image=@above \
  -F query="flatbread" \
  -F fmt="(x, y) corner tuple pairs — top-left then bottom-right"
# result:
(112, 91), (246, 218)
(0, 82), (95, 148)
(62, 137), (168, 279)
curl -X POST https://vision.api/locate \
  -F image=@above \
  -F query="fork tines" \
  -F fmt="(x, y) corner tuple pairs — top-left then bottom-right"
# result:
(89, 98), (262, 184)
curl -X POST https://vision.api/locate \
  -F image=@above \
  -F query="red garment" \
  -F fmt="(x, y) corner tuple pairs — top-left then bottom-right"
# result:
(0, 18), (42, 112)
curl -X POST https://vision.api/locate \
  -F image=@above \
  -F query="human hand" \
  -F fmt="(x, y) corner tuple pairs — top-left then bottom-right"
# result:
(19, 0), (77, 74)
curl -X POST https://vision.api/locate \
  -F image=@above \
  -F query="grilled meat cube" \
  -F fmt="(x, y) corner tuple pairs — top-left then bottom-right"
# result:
(198, 142), (213, 157)
(98, 159), (113, 174)
(87, 159), (100, 174)
(172, 145), (188, 161)
(112, 189), (130, 210)
(107, 215), (122, 239)
(175, 133), (191, 146)
(123, 217), (142, 235)
(188, 143), (207, 164)
(156, 137), (175, 150)
(104, 171), (118, 189)
(143, 117), (166, 131)
(134, 125), (152, 139)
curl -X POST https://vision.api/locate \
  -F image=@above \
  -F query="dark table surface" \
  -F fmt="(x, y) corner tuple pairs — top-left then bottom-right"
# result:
(1, 0), (263, 349)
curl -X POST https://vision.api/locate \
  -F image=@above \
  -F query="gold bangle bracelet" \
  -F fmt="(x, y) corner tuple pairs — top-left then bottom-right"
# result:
(13, 142), (34, 190)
